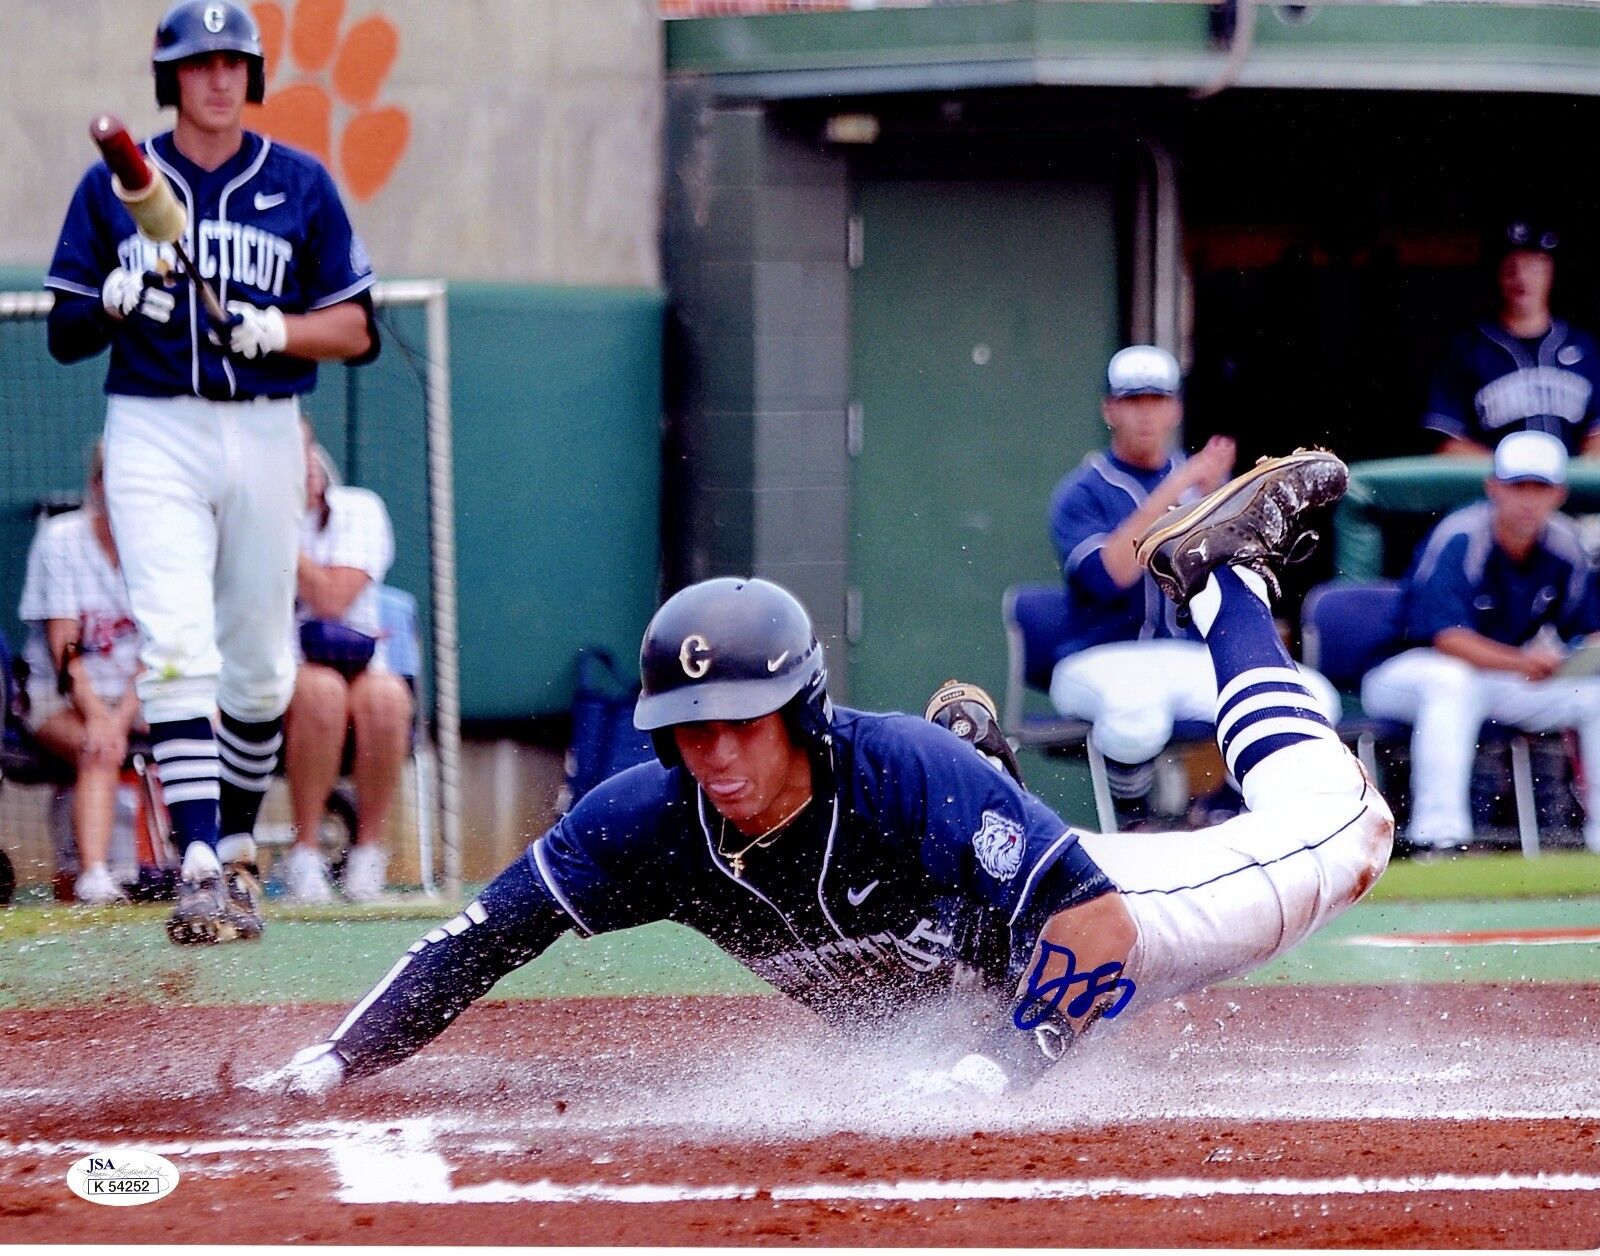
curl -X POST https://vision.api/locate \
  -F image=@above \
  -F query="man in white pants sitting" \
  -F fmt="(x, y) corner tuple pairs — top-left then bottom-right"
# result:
(1362, 430), (1600, 852)
(1046, 344), (1341, 828)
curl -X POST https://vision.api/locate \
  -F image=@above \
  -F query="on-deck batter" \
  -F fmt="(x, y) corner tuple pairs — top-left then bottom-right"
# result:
(252, 451), (1395, 1100)
(44, 0), (380, 944)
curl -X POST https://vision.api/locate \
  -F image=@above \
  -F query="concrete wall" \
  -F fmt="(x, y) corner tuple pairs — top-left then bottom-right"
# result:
(1, 0), (661, 286)
(660, 90), (853, 688)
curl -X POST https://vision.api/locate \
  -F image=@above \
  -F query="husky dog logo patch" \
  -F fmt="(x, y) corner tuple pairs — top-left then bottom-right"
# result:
(973, 810), (1024, 882)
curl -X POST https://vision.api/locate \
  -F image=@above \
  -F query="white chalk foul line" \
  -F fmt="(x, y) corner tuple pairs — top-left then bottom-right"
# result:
(336, 1168), (1600, 1206)
(321, 1124), (1600, 1207)
(4, 1127), (1597, 1208)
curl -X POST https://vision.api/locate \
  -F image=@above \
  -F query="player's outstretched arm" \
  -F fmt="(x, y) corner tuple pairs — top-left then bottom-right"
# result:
(243, 853), (571, 1097)
(905, 881), (1142, 1101)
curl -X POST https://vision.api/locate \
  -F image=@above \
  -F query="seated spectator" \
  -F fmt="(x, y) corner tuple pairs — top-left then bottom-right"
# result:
(280, 427), (412, 902)
(1362, 431), (1600, 853)
(1046, 345), (1342, 828)
(17, 444), (144, 904)
(1423, 218), (1600, 457)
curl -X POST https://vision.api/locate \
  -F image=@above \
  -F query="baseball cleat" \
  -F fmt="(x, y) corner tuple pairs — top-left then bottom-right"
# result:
(925, 679), (1025, 787)
(166, 840), (260, 945)
(222, 860), (266, 941)
(1134, 447), (1348, 607)
(166, 871), (235, 945)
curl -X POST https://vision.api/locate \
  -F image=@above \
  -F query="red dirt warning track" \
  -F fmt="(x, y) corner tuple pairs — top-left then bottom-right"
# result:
(1, 984), (1596, 1247)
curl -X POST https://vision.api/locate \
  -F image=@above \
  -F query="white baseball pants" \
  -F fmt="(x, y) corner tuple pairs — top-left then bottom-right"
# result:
(103, 394), (305, 725)
(1078, 737), (1393, 1009)
(1049, 639), (1343, 765)
(1361, 647), (1600, 849)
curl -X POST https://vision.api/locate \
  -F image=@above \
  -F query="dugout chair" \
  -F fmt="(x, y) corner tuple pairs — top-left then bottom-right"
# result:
(1000, 582), (1214, 833)
(1301, 579), (1548, 857)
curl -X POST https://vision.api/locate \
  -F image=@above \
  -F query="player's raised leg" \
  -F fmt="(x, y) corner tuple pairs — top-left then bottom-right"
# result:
(1078, 450), (1394, 1012)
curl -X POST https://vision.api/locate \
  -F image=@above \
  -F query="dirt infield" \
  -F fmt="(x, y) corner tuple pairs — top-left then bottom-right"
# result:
(2, 984), (1597, 1248)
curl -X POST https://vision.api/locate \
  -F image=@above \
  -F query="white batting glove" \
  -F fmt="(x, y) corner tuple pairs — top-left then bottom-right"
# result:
(903, 1052), (1010, 1099)
(225, 301), (288, 358)
(101, 268), (175, 324)
(240, 1043), (346, 1098)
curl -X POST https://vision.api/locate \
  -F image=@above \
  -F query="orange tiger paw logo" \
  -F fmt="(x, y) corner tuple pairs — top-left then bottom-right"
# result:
(246, 0), (409, 201)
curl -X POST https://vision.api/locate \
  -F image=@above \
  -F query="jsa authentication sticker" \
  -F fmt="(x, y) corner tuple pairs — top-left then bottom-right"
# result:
(67, 1149), (179, 1205)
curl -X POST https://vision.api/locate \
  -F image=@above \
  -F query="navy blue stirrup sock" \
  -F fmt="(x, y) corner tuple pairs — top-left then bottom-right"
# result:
(218, 710), (283, 840)
(1191, 566), (1337, 786)
(149, 716), (220, 854)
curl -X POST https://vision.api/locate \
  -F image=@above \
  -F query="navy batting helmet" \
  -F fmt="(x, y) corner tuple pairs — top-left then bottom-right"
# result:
(635, 577), (832, 767)
(153, 1), (266, 108)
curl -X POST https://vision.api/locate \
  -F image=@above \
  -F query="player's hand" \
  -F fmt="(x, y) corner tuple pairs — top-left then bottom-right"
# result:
(224, 301), (288, 359)
(240, 1044), (346, 1099)
(1186, 435), (1237, 494)
(80, 713), (128, 769)
(1519, 642), (1563, 681)
(902, 1052), (1010, 1099)
(101, 268), (175, 325)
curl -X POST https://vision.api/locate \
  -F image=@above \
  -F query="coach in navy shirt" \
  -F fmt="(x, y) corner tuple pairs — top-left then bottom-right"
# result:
(1046, 345), (1339, 828)
(1364, 431), (1600, 851)
(1423, 220), (1600, 457)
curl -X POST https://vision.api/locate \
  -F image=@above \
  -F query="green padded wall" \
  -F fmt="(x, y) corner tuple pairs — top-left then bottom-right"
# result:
(0, 273), (663, 722)
(446, 284), (664, 719)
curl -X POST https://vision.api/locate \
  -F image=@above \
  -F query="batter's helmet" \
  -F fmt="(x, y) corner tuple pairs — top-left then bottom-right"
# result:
(153, 1), (266, 108)
(635, 577), (832, 767)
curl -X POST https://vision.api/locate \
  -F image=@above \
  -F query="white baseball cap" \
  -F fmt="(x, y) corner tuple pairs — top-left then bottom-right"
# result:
(1107, 345), (1181, 398)
(1493, 430), (1568, 485)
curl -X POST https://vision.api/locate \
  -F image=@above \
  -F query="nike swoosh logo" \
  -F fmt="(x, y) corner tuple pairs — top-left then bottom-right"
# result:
(766, 651), (789, 673)
(846, 880), (879, 907)
(254, 192), (287, 211)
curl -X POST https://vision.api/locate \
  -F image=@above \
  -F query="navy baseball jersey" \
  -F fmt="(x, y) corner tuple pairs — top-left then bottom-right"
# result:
(1398, 501), (1600, 648)
(45, 131), (374, 401)
(1047, 451), (1197, 656)
(1423, 321), (1600, 454)
(327, 708), (1112, 1078)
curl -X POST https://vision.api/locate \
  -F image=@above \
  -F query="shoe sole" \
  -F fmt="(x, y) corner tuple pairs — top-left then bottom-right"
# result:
(1134, 449), (1343, 569)
(226, 869), (266, 940)
(166, 914), (240, 945)
(923, 680), (1000, 723)
(166, 903), (263, 945)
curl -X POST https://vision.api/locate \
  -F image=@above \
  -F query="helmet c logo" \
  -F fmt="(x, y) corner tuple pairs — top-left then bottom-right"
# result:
(204, 4), (226, 32)
(679, 634), (711, 679)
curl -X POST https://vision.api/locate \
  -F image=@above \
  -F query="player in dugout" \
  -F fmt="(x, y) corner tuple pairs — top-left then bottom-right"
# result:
(252, 450), (1394, 1100)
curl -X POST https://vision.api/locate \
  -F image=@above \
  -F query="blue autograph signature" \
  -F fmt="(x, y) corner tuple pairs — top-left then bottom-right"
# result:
(1013, 940), (1135, 1031)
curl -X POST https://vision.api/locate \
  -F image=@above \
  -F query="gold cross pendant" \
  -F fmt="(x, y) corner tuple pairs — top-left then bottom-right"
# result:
(729, 853), (745, 878)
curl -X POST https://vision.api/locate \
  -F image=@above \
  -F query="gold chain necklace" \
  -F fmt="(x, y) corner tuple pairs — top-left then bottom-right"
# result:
(718, 794), (812, 878)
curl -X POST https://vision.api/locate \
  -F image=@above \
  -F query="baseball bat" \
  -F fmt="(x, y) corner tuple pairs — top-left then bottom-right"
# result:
(88, 113), (231, 326)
